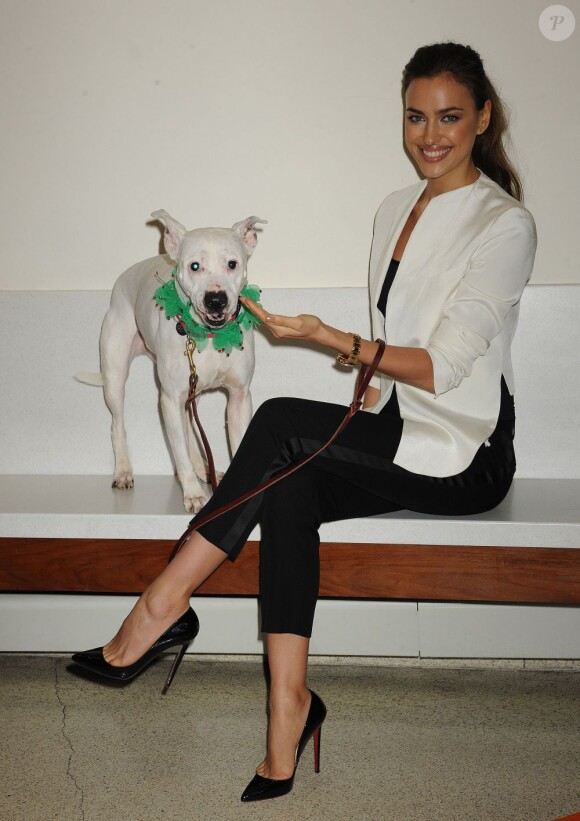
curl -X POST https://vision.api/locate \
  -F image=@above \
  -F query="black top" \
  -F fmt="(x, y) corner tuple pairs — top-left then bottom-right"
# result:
(376, 258), (515, 423)
(376, 257), (401, 319)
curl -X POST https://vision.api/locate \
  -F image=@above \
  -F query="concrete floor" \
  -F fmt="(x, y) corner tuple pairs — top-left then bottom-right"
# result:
(1, 655), (579, 821)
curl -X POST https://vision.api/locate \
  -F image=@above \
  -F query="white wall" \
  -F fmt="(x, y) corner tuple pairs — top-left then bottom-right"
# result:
(1, 0), (578, 291)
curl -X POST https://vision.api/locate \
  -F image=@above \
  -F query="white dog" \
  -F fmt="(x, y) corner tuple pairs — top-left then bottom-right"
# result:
(77, 212), (266, 512)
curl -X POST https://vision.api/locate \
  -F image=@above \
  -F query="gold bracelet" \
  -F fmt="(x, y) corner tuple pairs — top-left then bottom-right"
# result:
(336, 333), (362, 367)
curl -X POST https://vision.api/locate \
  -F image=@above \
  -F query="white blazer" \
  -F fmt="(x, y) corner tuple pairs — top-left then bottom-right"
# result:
(366, 168), (538, 477)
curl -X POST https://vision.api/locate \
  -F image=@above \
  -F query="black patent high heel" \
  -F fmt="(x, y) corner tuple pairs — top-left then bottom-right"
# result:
(70, 606), (199, 694)
(240, 689), (327, 802)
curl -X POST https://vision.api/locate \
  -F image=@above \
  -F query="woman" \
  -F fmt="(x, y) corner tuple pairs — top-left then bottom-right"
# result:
(72, 42), (537, 802)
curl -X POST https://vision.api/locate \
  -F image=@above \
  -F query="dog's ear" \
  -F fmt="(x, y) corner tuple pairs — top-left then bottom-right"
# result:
(151, 210), (187, 260)
(232, 216), (268, 258)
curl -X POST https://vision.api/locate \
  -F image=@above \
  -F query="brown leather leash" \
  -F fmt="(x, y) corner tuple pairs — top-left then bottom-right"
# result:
(171, 338), (386, 563)
(184, 337), (218, 492)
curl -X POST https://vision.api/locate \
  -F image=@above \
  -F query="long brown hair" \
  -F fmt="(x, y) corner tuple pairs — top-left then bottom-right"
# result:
(402, 42), (523, 202)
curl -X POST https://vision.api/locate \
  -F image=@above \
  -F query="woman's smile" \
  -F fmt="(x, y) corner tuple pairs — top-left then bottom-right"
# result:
(420, 146), (453, 162)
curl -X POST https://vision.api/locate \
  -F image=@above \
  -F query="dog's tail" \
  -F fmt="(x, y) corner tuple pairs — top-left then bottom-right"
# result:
(74, 371), (104, 387)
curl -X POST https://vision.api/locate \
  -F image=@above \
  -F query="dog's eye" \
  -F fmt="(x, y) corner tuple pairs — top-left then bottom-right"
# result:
(190, 262), (200, 272)
(228, 260), (238, 270)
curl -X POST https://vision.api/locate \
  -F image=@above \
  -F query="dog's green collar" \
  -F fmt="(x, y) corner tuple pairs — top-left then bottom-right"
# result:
(153, 268), (262, 355)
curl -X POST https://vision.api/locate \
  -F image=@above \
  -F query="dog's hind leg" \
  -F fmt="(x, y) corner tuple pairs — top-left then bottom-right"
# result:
(100, 310), (145, 489)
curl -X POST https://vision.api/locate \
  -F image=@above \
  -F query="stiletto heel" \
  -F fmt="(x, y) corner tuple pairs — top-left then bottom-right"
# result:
(71, 607), (199, 693)
(240, 689), (327, 802)
(313, 724), (321, 773)
(162, 641), (189, 695)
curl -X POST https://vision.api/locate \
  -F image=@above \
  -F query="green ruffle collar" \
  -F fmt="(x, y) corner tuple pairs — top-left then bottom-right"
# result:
(154, 267), (262, 355)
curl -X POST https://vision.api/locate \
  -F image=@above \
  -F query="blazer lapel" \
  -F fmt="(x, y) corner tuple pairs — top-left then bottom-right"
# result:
(370, 180), (426, 300)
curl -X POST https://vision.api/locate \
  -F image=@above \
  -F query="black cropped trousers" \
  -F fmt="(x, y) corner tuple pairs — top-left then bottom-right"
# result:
(192, 397), (515, 638)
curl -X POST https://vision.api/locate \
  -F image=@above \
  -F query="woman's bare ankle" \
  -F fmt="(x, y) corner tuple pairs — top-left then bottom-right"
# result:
(140, 586), (190, 623)
(268, 686), (310, 713)
(256, 688), (311, 779)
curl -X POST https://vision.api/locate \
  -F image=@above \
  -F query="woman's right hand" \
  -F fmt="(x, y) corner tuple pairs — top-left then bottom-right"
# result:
(240, 296), (324, 343)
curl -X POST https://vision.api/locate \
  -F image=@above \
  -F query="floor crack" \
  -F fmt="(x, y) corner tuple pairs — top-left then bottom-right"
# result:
(54, 660), (85, 821)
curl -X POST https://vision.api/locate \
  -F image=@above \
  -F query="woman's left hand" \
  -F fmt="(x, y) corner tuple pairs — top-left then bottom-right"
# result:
(240, 295), (323, 342)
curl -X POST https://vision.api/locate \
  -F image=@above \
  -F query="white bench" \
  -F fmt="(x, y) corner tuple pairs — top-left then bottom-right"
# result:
(1, 285), (579, 659)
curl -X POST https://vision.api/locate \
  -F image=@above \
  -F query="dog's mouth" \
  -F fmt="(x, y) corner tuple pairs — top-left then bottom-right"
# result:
(201, 311), (232, 329)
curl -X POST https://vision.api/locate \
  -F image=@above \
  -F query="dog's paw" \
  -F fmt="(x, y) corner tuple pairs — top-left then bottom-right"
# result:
(112, 473), (134, 489)
(184, 492), (209, 514)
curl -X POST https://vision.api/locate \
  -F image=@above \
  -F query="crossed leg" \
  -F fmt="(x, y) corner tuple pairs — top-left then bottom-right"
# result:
(103, 397), (407, 779)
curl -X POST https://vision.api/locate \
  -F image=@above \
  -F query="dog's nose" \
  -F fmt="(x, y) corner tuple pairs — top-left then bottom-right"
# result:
(204, 291), (228, 312)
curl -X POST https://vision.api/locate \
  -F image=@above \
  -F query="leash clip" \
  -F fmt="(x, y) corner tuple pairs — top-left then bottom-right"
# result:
(184, 336), (197, 376)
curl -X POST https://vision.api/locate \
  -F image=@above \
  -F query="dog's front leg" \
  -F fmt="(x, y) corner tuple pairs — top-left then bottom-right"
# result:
(186, 420), (225, 486)
(226, 386), (253, 455)
(160, 389), (209, 513)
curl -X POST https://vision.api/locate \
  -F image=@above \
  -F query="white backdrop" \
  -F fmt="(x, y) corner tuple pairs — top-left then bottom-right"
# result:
(0, 0), (578, 290)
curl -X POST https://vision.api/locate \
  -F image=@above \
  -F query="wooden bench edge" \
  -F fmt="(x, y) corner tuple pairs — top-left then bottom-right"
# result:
(1, 537), (580, 604)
